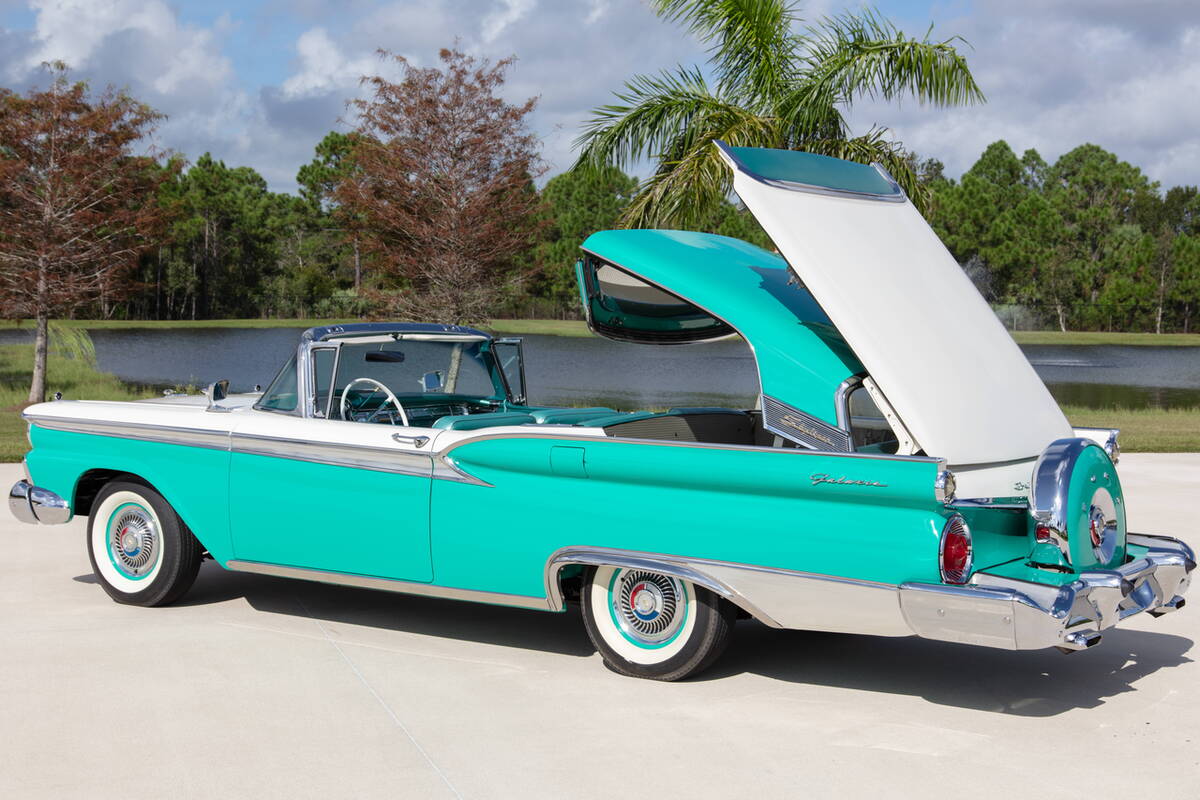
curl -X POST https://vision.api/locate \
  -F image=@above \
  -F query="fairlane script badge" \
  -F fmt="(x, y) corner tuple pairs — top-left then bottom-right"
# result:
(810, 473), (889, 489)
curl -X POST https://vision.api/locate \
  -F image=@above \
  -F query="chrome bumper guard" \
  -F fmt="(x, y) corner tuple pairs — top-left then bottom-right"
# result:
(8, 480), (72, 525)
(898, 533), (1195, 652)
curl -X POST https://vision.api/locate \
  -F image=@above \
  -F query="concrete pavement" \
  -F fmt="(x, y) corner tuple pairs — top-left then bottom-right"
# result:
(1, 456), (1197, 799)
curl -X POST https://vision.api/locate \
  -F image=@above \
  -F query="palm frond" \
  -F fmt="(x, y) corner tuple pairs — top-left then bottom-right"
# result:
(574, 66), (774, 174)
(618, 108), (781, 229)
(802, 9), (985, 107)
(652, 0), (802, 101)
(773, 78), (849, 144)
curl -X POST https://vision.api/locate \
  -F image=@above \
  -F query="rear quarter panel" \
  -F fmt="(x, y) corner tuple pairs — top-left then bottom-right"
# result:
(431, 435), (949, 599)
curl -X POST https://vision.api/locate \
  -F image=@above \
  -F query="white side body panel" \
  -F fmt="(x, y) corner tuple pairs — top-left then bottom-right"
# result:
(728, 170), (1073, 466)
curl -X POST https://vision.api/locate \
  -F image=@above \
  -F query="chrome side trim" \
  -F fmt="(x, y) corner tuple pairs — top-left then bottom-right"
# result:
(713, 140), (908, 203)
(225, 560), (551, 611)
(25, 412), (439, 478)
(230, 432), (432, 477)
(543, 546), (912, 636)
(23, 414), (230, 451)
(8, 480), (71, 525)
(950, 497), (1029, 510)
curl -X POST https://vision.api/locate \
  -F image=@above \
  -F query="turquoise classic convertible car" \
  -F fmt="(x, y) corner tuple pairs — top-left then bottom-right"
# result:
(9, 143), (1195, 681)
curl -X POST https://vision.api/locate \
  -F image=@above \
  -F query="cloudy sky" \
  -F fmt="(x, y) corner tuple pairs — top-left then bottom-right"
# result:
(1, 0), (1196, 193)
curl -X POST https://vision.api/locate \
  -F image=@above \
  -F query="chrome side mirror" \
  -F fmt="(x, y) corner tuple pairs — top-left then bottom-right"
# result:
(205, 379), (230, 412)
(420, 371), (445, 393)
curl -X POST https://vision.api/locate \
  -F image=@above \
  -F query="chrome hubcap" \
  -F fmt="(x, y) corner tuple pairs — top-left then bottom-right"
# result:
(109, 506), (158, 577)
(612, 571), (685, 644)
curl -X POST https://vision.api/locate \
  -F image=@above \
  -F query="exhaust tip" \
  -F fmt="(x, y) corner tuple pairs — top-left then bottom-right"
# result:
(1150, 596), (1185, 617)
(1057, 630), (1102, 653)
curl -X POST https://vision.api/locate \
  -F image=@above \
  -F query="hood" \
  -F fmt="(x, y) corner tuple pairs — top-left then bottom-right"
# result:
(716, 141), (1071, 465)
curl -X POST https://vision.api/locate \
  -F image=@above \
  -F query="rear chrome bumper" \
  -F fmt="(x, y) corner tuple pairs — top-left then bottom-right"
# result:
(8, 480), (72, 525)
(898, 533), (1195, 651)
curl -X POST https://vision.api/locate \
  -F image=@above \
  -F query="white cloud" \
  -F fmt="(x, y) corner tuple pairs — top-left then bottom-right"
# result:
(281, 27), (378, 98)
(7, 0), (1194, 195)
(585, 0), (608, 25)
(27, 0), (231, 91)
(844, 0), (1200, 187)
(481, 0), (536, 44)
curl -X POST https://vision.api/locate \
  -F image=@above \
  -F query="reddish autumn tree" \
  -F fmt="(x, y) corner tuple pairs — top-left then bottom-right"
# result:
(0, 64), (170, 402)
(336, 48), (546, 324)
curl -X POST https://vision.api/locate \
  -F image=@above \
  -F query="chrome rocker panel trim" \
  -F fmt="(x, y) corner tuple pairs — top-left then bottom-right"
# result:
(8, 480), (72, 525)
(544, 546), (912, 636)
(224, 560), (551, 611)
(899, 533), (1195, 651)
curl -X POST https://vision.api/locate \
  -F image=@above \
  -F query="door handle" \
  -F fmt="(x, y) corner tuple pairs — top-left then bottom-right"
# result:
(392, 433), (430, 448)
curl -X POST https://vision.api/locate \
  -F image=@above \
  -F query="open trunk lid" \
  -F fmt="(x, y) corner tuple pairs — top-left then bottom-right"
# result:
(716, 142), (1071, 465)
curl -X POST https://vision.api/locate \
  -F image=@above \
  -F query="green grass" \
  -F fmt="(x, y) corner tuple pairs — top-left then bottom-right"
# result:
(1010, 330), (1200, 346)
(0, 344), (158, 462)
(5, 318), (1199, 346)
(486, 319), (592, 337)
(1063, 405), (1200, 452)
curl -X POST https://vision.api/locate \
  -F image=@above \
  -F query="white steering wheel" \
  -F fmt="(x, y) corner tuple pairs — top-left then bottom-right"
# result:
(339, 377), (409, 425)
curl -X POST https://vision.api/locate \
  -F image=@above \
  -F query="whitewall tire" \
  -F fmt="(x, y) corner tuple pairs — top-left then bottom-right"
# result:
(87, 480), (202, 607)
(581, 566), (735, 681)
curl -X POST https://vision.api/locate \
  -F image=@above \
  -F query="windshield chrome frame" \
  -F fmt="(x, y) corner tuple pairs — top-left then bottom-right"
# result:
(288, 325), (504, 420)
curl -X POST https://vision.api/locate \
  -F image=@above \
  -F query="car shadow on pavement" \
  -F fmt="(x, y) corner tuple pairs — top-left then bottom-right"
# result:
(109, 562), (1193, 713)
(706, 620), (1194, 716)
(172, 562), (595, 658)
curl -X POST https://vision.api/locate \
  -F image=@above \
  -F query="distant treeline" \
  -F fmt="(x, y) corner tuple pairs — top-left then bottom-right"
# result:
(95, 138), (1198, 334)
(107, 135), (766, 325)
(922, 142), (1200, 333)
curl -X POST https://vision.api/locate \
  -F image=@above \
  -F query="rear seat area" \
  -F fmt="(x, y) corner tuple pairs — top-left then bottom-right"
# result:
(588, 407), (754, 445)
(429, 405), (756, 446)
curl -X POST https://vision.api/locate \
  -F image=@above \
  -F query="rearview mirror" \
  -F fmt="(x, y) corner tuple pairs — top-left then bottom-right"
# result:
(366, 350), (406, 363)
(420, 371), (445, 392)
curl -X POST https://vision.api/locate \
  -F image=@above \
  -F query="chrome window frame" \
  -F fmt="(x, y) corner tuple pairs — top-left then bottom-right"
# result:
(492, 337), (527, 406)
(286, 325), (510, 421)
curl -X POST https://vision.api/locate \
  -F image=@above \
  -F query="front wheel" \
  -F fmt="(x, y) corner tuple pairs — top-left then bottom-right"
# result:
(87, 480), (202, 607)
(581, 566), (735, 681)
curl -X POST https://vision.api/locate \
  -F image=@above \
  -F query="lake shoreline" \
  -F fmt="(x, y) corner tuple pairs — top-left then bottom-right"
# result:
(2, 318), (1200, 346)
(1, 340), (1197, 459)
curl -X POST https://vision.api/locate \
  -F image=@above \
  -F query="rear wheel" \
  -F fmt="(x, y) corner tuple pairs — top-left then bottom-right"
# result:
(86, 480), (202, 607)
(581, 565), (735, 681)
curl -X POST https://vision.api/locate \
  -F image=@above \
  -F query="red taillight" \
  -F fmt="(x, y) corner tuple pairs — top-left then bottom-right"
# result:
(939, 514), (973, 584)
(1035, 524), (1052, 542)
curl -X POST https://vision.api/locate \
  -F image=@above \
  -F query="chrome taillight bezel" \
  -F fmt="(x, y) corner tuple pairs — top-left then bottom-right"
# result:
(938, 513), (973, 585)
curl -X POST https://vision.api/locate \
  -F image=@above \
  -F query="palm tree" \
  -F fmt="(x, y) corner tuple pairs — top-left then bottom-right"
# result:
(574, 0), (984, 227)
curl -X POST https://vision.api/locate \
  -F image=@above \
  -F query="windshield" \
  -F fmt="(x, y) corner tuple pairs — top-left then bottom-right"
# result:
(321, 338), (502, 419)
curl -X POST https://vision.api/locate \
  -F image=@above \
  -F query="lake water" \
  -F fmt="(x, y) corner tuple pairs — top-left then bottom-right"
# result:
(2, 326), (1199, 410)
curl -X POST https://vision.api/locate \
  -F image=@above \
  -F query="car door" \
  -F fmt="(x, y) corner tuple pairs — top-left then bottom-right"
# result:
(226, 348), (435, 583)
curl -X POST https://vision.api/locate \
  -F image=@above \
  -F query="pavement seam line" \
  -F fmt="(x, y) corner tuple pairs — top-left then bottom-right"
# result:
(293, 597), (464, 800)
